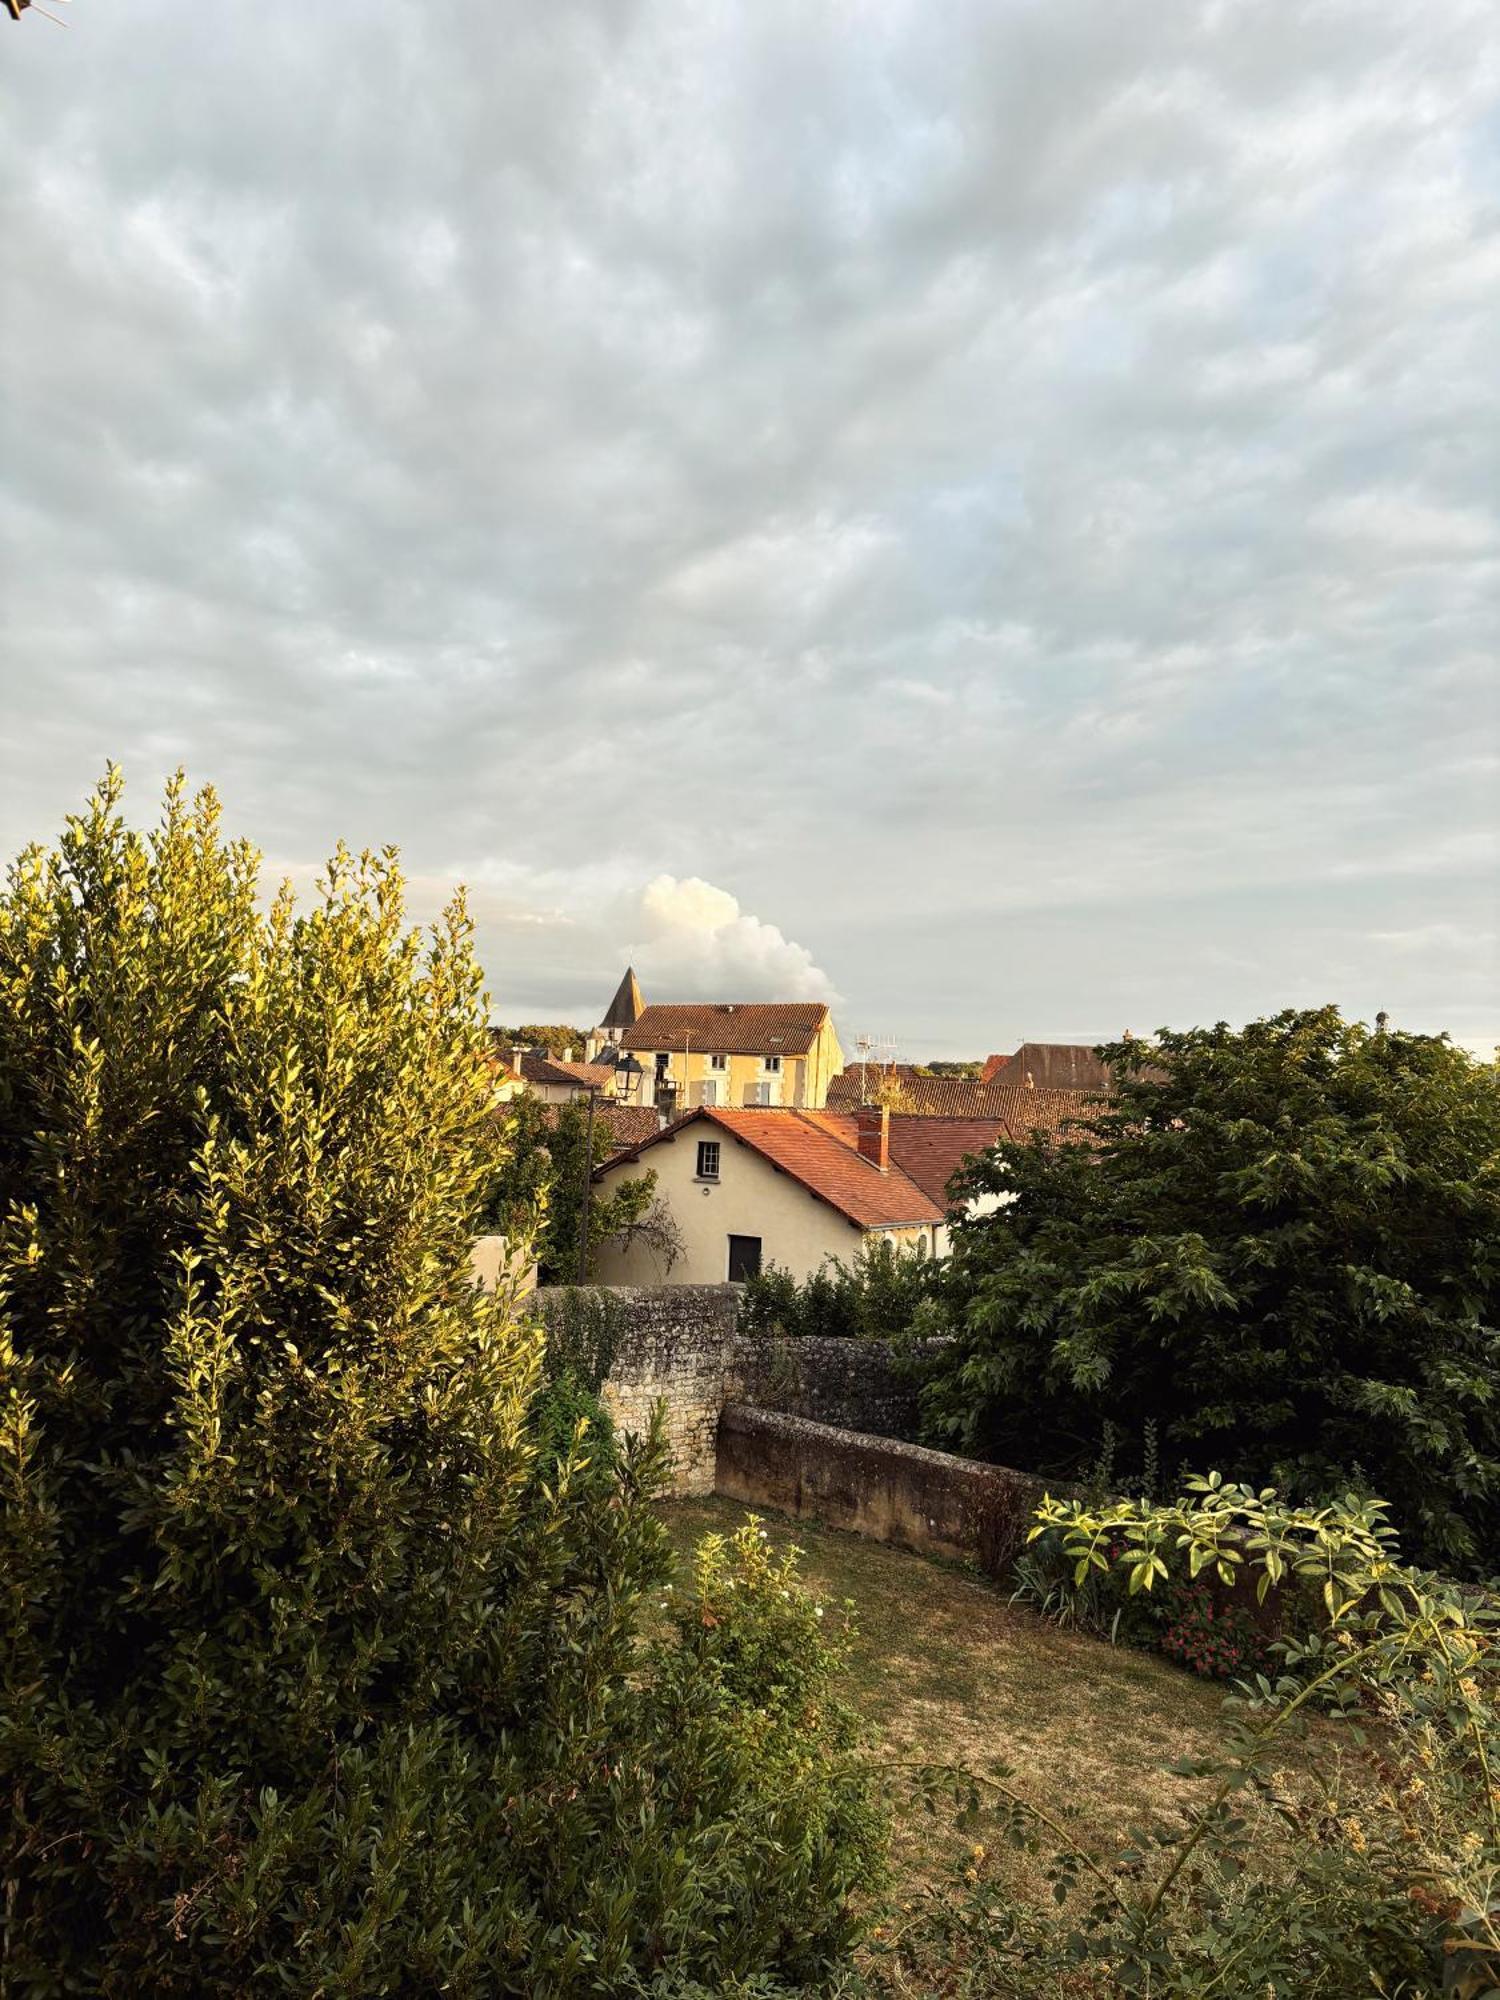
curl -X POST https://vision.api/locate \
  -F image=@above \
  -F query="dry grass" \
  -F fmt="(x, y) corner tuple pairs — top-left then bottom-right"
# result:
(658, 1495), (1233, 1904)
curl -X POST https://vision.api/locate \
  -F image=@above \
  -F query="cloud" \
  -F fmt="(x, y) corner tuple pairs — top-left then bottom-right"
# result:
(630, 874), (839, 1003)
(0, 0), (1496, 1056)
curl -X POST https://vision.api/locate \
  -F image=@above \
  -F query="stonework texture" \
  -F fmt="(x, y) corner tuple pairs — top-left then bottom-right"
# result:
(529, 1284), (940, 1495)
(715, 1404), (1049, 1573)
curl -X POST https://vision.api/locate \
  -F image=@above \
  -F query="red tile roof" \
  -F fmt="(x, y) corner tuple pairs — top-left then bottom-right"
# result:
(599, 1105), (943, 1229)
(828, 1068), (1032, 1117)
(516, 1052), (615, 1090)
(620, 1002), (830, 1058)
(497, 1098), (663, 1159)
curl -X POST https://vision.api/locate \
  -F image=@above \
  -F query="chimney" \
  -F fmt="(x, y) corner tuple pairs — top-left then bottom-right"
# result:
(855, 1104), (889, 1171)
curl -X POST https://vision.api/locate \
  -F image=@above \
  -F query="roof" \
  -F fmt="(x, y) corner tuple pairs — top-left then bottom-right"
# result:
(981, 1043), (1113, 1091)
(828, 1067), (1054, 1118)
(597, 1105), (945, 1229)
(497, 1098), (663, 1159)
(599, 966), (645, 1031)
(619, 1002), (831, 1058)
(515, 1051), (615, 1090)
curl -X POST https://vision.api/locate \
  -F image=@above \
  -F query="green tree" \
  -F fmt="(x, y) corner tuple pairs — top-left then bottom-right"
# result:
(493, 1022), (592, 1058)
(923, 1008), (1500, 1571)
(0, 773), (878, 1993)
(487, 1093), (659, 1283)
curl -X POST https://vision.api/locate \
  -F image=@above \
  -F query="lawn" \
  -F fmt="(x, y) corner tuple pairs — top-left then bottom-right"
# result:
(658, 1495), (1234, 1912)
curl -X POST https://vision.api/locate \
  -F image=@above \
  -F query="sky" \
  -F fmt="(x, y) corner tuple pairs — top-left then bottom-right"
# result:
(1, 0), (1497, 1060)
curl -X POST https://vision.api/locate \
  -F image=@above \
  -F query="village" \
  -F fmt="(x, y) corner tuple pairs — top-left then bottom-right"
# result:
(487, 967), (1110, 1288)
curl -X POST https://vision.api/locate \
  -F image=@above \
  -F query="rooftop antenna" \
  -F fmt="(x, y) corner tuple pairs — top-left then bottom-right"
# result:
(854, 1034), (875, 1102)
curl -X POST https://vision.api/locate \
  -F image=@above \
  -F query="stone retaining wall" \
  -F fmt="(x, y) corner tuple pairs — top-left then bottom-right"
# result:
(532, 1285), (741, 1495)
(715, 1404), (1048, 1571)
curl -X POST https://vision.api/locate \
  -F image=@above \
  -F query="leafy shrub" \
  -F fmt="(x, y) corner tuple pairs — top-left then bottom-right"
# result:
(738, 1237), (944, 1343)
(1156, 1579), (1275, 1681)
(0, 774), (881, 1995)
(649, 1520), (887, 1986)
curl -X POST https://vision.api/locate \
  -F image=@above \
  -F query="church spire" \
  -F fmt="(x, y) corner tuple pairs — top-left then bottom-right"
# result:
(600, 965), (644, 1032)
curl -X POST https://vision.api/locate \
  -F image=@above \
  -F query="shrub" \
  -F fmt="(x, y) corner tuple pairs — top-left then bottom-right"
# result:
(0, 774), (881, 1994)
(738, 1237), (943, 1343)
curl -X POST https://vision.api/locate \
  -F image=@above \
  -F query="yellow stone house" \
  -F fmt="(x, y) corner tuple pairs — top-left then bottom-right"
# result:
(586, 968), (844, 1114)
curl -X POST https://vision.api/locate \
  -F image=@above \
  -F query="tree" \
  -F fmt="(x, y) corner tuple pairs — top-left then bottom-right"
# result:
(922, 1008), (1500, 1571)
(493, 1021), (592, 1058)
(0, 774), (878, 1992)
(487, 1093), (663, 1282)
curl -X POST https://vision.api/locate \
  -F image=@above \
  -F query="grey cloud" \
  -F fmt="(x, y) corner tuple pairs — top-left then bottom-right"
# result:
(1, 0), (1497, 1056)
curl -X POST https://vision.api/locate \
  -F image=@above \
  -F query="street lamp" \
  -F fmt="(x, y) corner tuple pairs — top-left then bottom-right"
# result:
(614, 1052), (644, 1099)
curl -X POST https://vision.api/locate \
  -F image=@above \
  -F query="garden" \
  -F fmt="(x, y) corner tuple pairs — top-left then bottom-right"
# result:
(3, 775), (1498, 1997)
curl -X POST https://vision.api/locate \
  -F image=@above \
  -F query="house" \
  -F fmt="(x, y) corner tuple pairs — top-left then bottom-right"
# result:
(589, 1091), (1093, 1285)
(585, 974), (845, 1113)
(589, 1105), (944, 1285)
(500, 1045), (617, 1106)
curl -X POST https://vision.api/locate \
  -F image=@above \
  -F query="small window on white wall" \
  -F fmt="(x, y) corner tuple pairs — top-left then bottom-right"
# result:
(696, 1139), (721, 1180)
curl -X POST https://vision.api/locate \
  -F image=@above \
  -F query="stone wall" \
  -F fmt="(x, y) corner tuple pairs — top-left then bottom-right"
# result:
(532, 1285), (742, 1495)
(529, 1285), (937, 1496)
(732, 1331), (946, 1438)
(715, 1404), (1049, 1572)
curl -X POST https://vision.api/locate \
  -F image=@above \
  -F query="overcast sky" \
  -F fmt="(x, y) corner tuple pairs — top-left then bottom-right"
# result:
(2, 1), (1496, 1059)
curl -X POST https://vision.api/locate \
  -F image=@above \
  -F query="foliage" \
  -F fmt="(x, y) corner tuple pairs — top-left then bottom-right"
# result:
(656, 1517), (887, 1974)
(923, 1006), (1500, 1571)
(914, 1061), (984, 1079)
(540, 1283), (627, 1394)
(494, 1021), (592, 1058)
(738, 1237), (946, 1344)
(0, 773), (881, 1995)
(487, 1090), (661, 1283)
(875, 1478), (1500, 1997)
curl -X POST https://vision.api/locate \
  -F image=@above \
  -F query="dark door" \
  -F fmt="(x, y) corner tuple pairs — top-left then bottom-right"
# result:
(727, 1234), (762, 1281)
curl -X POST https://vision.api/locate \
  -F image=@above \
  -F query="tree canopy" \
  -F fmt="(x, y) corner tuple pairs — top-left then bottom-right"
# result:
(922, 1007), (1500, 1571)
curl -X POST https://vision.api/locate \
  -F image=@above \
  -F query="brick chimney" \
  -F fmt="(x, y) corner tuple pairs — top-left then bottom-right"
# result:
(855, 1104), (890, 1171)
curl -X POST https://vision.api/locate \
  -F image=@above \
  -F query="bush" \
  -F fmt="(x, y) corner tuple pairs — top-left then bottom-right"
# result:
(0, 774), (881, 1994)
(738, 1237), (944, 1343)
(923, 1008), (1500, 1571)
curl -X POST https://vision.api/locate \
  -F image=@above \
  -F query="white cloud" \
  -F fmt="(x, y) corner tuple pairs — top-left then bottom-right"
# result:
(0, 0), (1496, 1055)
(630, 874), (839, 1003)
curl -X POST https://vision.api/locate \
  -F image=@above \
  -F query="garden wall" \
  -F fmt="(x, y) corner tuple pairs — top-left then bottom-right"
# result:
(715, 1404), (1049, 1570)
(528, 1285), (941, 1495)
(531, 1285), (741, 1495)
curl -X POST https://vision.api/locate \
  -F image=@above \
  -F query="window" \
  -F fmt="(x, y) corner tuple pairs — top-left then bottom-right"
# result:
(727, 1234), (762, 1281)
(696, 1139), (721, 1180)
(763, 1054), (782, 1073)
(709, 1052), (728, 1071)
(698, 1079), (719, 1106)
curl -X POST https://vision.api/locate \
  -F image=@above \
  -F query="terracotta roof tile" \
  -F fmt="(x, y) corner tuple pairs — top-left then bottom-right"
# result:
(515, 1052), (615, 1089)
(620, 1002), (829, 1058)
(599, 1105), (943, 1229)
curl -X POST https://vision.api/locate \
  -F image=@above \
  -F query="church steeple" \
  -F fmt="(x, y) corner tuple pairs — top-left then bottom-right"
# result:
(600, 965), (644, 1034)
